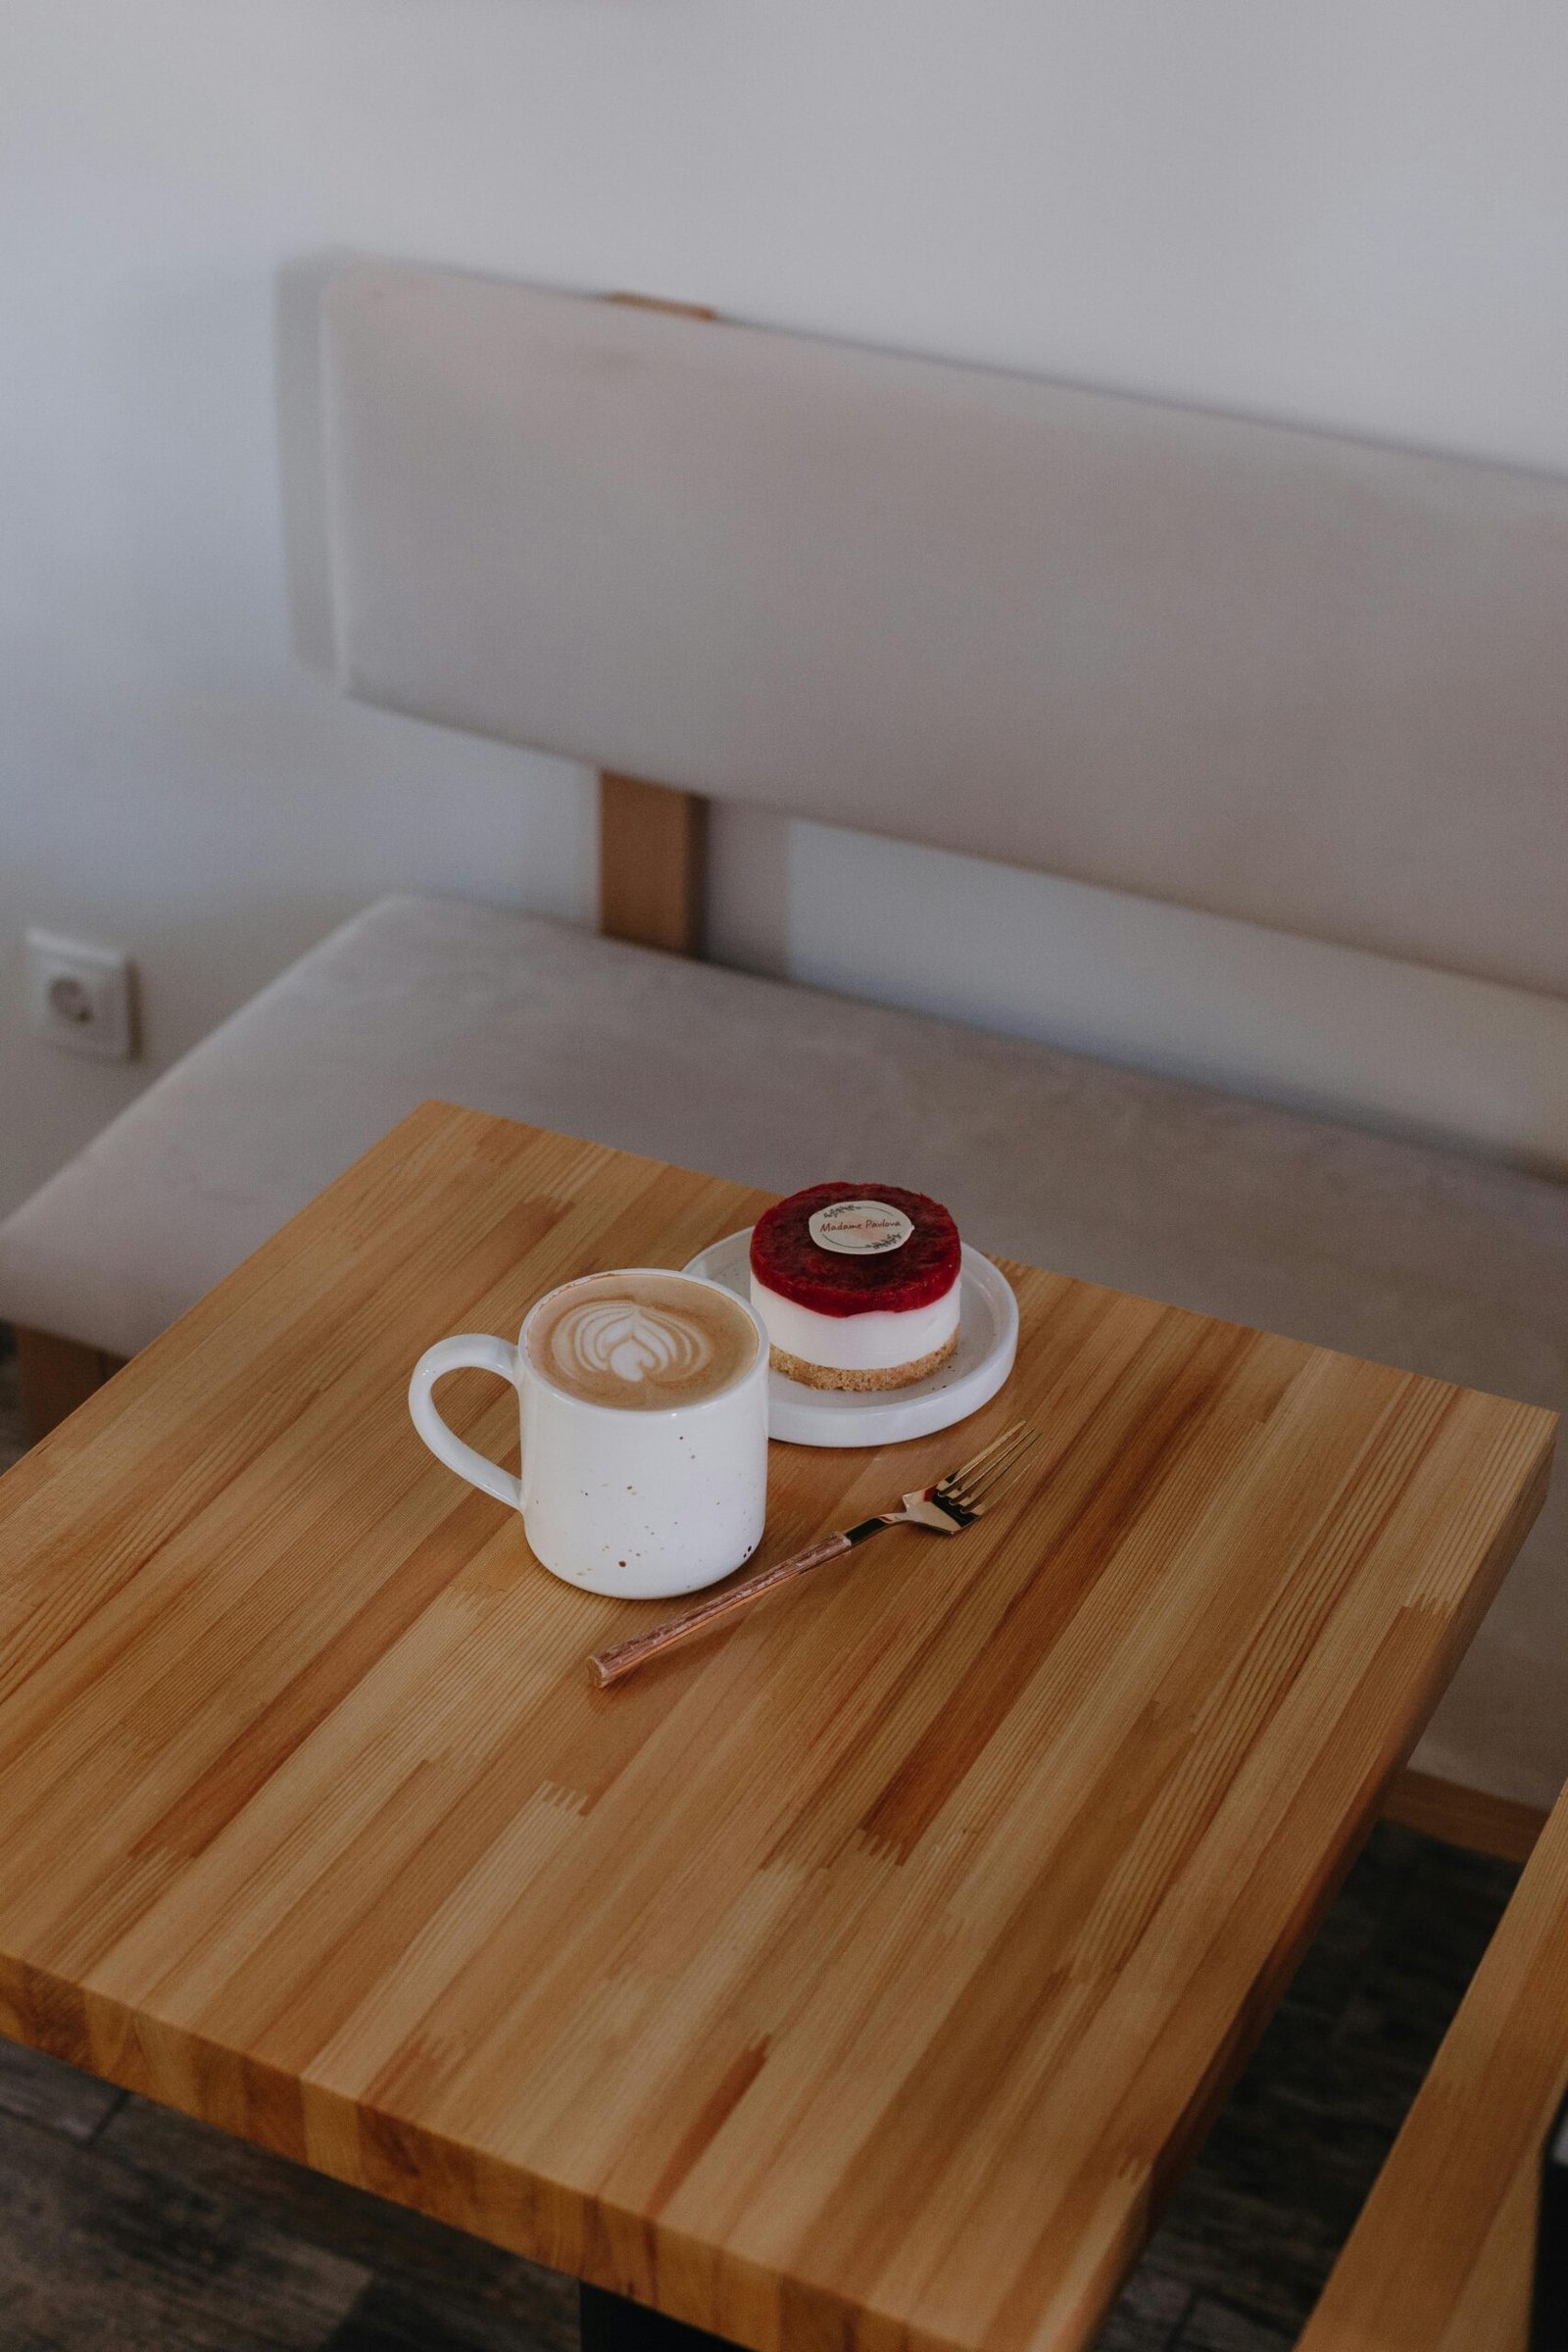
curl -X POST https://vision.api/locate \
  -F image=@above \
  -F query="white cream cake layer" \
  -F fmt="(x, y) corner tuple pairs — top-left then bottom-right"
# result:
(750, 1273), (960, 1372)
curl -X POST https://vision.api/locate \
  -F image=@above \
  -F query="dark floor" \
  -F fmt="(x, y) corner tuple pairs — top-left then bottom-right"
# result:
(0, 1335), (1518, 2350)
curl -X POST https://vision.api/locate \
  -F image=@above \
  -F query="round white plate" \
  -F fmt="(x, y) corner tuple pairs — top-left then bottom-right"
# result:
(682, 1229), (1018, 1449)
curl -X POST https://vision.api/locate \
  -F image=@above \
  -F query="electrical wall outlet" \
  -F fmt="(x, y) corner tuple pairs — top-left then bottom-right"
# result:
(25, 929), (138, 1060)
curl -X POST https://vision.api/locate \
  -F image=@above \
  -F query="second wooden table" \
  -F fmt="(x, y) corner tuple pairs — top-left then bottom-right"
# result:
(0, 1104), (1553, 2352)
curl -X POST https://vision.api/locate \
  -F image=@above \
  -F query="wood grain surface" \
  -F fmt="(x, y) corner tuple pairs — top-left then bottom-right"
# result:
(1301, 1775), (1568, 2352)
(0, 1103), (1552, 2352)
(599, 772), (708, 956)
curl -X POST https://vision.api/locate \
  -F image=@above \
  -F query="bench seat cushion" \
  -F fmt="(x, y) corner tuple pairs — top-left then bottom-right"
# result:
(1, 891), (1562, 1806)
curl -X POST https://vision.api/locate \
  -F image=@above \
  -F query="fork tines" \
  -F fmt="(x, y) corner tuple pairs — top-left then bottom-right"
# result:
(936, 1421), (1041, 1519)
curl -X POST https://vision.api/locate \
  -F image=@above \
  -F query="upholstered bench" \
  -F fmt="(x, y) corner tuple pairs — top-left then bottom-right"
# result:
(2, 266), (1564, 1839)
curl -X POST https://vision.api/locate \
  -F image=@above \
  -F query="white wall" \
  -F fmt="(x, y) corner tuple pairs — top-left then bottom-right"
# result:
(4, 0), (1567, 1224)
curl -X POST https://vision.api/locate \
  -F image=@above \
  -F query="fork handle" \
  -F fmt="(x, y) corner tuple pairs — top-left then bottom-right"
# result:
(590, 1522), (887, 1689)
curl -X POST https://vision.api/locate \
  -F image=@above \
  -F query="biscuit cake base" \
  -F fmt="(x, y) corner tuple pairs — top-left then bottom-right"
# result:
(769, 1331), (958, 1393)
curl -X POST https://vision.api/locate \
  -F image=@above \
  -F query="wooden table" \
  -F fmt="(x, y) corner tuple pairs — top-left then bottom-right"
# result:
(0, 1104), (1552, 2352)
(1300, 1775), (1568, 2351)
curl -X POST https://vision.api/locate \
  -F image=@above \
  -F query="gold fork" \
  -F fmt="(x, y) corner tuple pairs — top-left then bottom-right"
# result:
(589, 1419), (1041, 1689)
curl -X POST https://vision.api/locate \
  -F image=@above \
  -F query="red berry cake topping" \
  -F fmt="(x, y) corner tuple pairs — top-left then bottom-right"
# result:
(750, 1183), (960, 1318)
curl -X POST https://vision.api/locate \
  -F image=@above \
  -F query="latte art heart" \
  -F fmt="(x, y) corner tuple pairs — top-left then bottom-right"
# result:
(550, 1300), (713, 1390)
(524, 1271), (759, 1411)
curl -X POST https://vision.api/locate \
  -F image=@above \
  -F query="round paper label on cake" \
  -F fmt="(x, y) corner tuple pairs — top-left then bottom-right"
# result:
(808, 1199), (914, 1256)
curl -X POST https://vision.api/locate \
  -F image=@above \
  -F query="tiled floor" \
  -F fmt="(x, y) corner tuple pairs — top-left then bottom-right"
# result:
(0, 1334), (1519, 2350)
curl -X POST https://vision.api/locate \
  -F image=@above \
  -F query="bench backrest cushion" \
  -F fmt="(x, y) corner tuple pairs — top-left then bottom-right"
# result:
(320, 263), (1568, 996)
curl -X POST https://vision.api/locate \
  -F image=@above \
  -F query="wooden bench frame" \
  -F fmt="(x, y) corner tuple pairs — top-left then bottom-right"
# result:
(1300, 1767), (1568, 2346)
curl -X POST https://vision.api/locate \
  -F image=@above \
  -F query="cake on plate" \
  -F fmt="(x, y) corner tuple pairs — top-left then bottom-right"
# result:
(749, 1183), (962, 1392)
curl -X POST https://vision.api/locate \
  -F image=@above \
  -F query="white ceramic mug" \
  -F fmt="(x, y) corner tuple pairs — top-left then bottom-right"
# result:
(408, 1268), (769, 1599)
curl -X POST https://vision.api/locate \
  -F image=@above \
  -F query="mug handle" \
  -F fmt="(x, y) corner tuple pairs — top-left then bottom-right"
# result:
(408, 1335), (524, 1512)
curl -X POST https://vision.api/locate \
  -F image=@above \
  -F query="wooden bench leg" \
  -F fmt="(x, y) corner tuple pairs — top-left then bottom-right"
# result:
(12, 1326), (126, 1446)
(599, 773), (709, 956)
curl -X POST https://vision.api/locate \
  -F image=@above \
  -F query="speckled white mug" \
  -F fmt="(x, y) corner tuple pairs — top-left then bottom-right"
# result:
(408, 1269), (769, 1599)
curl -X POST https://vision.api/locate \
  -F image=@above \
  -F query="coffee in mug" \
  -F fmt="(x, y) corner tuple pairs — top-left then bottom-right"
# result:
(524, 1271), (758, 1411)
(408, 1269), (768, 1600)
